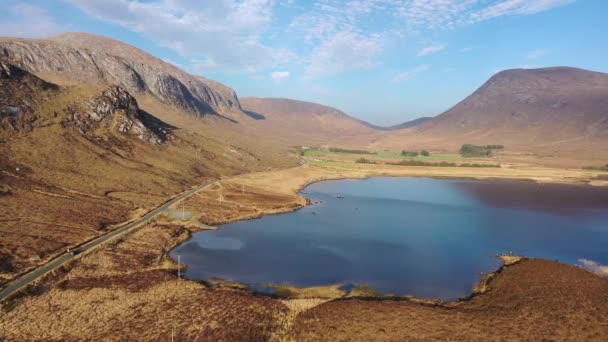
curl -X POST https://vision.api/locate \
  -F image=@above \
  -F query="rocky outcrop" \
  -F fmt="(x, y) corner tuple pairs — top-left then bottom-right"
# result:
(69, 86), (172, 144)
(0, 61), (58, 132)
(0, 35), (242, 118)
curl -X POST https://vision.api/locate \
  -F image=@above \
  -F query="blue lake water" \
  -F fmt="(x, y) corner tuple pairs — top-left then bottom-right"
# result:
(171, 177), (608, 300)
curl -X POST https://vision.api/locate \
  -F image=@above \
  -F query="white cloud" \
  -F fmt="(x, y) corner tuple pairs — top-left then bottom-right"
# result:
(460, 47), (475, 53)
(526, 48), (549, 60)
(417, 44), (447, 57)
(578, 259), (608, 277)
(470, 0), (575, 22)
(271, 71), (290, 82)
(306, 31), (383, 77)
(62, 0), (576, 76)
(68, 0), (293, 73)
(394, 64), (430, 82)
(0, 2), (65, 38)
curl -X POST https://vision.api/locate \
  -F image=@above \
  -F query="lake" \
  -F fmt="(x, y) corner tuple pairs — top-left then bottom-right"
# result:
(171, 177), (608, 300)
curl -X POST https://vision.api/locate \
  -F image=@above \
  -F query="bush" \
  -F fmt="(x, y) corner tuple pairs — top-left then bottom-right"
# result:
(459, 144), (505, 157)
(420, 150), (430, 157)
(355, 157), (376, 164)
(401, 150), (419, 157)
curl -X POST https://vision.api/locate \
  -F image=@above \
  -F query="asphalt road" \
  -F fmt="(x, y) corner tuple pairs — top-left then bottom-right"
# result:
(0, 180), (217, 302)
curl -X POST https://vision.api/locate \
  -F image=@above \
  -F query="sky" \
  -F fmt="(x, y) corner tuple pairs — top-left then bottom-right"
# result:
(1, 0), (607, 126)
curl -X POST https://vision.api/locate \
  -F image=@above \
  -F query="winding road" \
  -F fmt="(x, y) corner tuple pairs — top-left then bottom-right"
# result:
(0, 179), (218, 302)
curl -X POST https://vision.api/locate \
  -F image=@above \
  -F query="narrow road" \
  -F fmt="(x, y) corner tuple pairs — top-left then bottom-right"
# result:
(0, 179), (217, 302)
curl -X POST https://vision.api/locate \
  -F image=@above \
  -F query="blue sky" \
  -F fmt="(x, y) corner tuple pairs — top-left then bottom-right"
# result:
(1, 0), (607, 125)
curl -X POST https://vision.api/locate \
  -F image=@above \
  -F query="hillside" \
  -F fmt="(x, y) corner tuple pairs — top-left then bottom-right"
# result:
(240, 97), (381, 146)
(377, 67), (608, 161)
(388, 117), (432, 130)
(0, 61), (264, 285)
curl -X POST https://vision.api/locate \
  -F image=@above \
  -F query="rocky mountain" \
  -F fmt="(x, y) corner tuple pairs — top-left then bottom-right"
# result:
(0, 60), (266, 283)
(1, 61), (168, 144)
(0, 33), (242, 119)
(378, 67), (608, 157)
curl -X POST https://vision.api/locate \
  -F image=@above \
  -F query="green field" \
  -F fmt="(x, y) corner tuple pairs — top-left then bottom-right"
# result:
(303, 149), (462, 162)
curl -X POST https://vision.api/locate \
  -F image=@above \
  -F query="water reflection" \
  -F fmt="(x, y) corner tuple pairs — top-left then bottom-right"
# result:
(171, 177), (608, 300)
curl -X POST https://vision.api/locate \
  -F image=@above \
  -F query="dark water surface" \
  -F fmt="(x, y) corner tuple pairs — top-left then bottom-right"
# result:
(171, 178), (608, 300)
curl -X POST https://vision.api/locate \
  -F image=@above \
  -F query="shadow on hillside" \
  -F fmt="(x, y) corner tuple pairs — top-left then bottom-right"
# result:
(243, 110), (266, 121)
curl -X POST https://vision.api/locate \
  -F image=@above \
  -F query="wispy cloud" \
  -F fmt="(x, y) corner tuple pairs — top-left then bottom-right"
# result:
(460, 47), (475, 53)
(470, 0), (575, 22)
(68, 0), (293, 73)
(62, 0), (577, 76)
(0, 2), (65, 38)
(526, 48), (549, 60)
(417, 44), (447, 57)
(306, 31), (383, 77)
(578, 259), (608, 277)
(271, 71), (290, 83)
(394, 64), (430, 82)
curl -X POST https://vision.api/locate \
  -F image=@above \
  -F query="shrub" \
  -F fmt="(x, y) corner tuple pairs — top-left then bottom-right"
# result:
(459, 144), (505, 157)
(420, 150), (430, 157)
(355, 157), (376, 164)
(401, 150), (419, 157)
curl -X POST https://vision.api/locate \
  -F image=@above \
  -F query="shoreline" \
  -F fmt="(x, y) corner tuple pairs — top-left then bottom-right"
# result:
(170, 165), (600, 302)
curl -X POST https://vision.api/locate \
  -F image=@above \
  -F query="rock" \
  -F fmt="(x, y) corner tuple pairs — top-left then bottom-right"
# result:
(71, 86), (171, 144)
(0, 35), (242, 118)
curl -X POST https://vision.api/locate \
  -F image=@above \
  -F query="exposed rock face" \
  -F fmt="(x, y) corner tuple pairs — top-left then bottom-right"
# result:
(0, 61), (58, 132)
(70, 86), (171, 144)
(0, 34), (242, 118)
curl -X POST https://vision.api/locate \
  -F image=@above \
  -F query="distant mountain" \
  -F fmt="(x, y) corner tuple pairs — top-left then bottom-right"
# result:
(0, 32), (242, 119)
(387, 117), (432, 130)
(240, 97), (380, 146)
(379, 67), (608, 158)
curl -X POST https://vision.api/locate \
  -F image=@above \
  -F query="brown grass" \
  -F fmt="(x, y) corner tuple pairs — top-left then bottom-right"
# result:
(0, 84), (280, 286)
(289, 259), (608, 341)
(0, 222), (288, 341)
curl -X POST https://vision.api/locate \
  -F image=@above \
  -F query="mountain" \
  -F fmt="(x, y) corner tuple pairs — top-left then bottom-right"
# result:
(0, 33), (242, 120)
(387, 117), (432, 130)
(0, 61), (265, 284)
(240, 97), (380, 146)
(378, 67), (608, 159)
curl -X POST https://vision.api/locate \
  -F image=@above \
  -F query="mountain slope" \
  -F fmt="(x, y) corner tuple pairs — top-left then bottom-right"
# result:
(240, 97), (381, 146)
(378, 67), (608, 159)
(0, 33), (242, 120)
(0, 61), (263, 286)
(388, 117), (432, 130)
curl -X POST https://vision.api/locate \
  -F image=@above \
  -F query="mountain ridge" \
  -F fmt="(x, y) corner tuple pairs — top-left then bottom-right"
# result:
(0, 33), (243, 121)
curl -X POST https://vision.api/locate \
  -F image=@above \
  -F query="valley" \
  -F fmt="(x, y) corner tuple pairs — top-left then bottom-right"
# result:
(1, 30), (608, 341)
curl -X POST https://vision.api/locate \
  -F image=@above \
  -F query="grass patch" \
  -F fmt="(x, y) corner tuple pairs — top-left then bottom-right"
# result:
(329, 147), (376, 154)
(376, 151), (461, 161)
(302, 149), (328, 157)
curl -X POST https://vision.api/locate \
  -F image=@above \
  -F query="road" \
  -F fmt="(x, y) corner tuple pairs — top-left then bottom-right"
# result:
(0, 179), (217, 302)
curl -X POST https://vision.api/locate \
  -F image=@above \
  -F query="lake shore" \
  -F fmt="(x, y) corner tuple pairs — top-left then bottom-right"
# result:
(2, 161), (608, 340)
